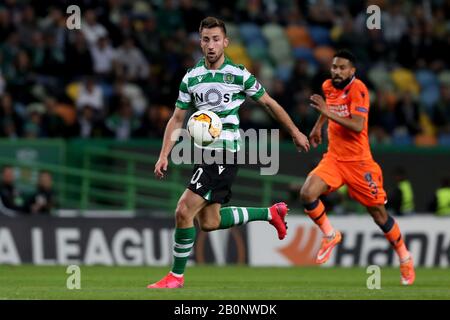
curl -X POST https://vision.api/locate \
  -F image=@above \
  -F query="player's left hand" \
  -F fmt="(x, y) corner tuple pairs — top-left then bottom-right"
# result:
(310, 94), (328, 116)
(292, 131), (310, 152)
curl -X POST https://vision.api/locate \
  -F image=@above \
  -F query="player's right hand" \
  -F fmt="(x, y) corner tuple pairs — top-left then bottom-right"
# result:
(154, 157), (169, 179)
(293, 132), (310, 152)
(309, 129), (322, 148)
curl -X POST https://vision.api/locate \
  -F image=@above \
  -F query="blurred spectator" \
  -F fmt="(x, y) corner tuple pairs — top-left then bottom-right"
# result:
(65, 31), (93, 79)
(41, 96), (68, 138)
(179, 0), (205, 35)
(81, 9), (108, 47)
(134, 15), (161, 62)
(292, 99), (317, 136)
(134, 104), (171, 138)
(115, 13), (134, 44)
(7, 50), (36, 104)
(0, 92), (22, 138)
(388, 167), (415, 216)
(90, 36), (117, 78)
(287, 59), (313, 95)
(76, 76), (104, 114)
(429, 177), (450, 216)
(0, 7), (15, 43)
(39, 7), (67, 50)
(239, 106), (262, 131)
(432, 85), (450, 135)
(17, 5), (38, 47)
(0, 166), (24, 212)
(308, 0), (335, 28)
(156, 0), (183, 37)
(110, 77), (147, 116)
(115, 37), (150, 82)
(394, 91), (422, 137)
(23, 102), (46, 138)
(383, 3), (408, 44)
(72, 105), (104, 138)
(104, 97), (140, 140)
(25, 170), (56, 215)
(0, 68), (5, 95)
(39, 31), (65, 78)
(270, 78), (294, 114)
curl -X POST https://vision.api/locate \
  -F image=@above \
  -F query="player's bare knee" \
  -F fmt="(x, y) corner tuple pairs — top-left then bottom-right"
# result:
(367, 205), (388, 225)
(300, 186), (317, 204)
(200, 221), (217, 232)
(175, 201), (191, 224)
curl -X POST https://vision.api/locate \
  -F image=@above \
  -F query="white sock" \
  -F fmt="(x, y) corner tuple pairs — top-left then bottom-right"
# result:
(170, 271), (183, 278)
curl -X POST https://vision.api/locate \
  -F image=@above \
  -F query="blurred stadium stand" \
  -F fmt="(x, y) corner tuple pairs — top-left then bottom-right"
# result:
(0, 0), (448, 143)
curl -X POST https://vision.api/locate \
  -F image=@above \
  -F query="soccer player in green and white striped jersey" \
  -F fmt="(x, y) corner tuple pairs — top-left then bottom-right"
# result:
(176, 54), (265, 152)
(148, 17), (310, 289)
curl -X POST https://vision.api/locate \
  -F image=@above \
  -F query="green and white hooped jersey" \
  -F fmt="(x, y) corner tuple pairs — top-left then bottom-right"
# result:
(176, 56), (266, 152)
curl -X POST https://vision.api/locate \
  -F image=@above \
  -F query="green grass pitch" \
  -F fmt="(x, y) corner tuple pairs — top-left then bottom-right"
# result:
(0, 265), (449, 300)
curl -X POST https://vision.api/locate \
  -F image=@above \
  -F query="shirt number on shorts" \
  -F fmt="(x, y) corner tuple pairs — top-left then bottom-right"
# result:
(190, 168), (204, 184)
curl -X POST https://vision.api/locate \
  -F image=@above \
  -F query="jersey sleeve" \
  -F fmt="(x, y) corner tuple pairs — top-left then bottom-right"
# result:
(349, 83), (369, 118)
(175, 73), (191, 110)
(242, 67), (265, 101)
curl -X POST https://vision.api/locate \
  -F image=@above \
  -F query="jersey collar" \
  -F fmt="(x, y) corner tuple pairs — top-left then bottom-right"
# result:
(342, 75), (356, 91)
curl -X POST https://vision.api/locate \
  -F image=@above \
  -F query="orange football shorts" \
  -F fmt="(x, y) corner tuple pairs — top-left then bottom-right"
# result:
(309, 153), (387, 207)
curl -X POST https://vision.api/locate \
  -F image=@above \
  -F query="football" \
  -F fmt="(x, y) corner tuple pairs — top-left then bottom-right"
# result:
(187, 110), (222, 146)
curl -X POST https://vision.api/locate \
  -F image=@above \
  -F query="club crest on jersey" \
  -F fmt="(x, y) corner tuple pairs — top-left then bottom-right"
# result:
(364, 172), (373, 182)
(223, 73), (234, 84)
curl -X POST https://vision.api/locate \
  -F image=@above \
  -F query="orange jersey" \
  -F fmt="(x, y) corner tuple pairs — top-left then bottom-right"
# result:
(322, 77), (372, 161)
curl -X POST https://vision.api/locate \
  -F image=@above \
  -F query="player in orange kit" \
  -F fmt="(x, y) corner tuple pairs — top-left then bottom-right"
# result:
(301, 50), (415, 285)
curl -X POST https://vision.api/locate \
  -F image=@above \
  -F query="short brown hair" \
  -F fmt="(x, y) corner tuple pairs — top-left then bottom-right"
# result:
(199, 17), (227, 35)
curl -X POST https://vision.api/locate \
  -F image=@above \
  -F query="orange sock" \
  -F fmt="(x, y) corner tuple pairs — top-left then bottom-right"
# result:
(384, 222), (410, 262)
(304, 200), (334, 237)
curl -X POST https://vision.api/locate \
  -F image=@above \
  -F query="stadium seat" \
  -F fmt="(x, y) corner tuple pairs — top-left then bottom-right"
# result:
(309, 26), (331, 46)
(258, 62), (275, 91)
(100, 82), (114, 100)
(368, 67), (394, 91)
(391, 130), (413, 145)
(438, 133), (450, 146)
(225, 44), (252, 70)
(240, 23), (266, 46)
(246, 43), (270, 64)
(414, 69), (441, 111)
(420, 86), (441, 112)
(56, 103), (77, 125)
(438, 70), (450, 86)
(268, 40), (293, 66)
(262, 23), (285, 42)
(414, 134), (437, 146)
(285, 25), (313, 48)
(390, 68), (420, 95)
(225, 22), (243, 44)
(292, 47), (316, 65)
(415, 69), (439, 89)
(419, 112), (437, 136)
(66, 82), (80, 101)
(313, 46), (335, 65)
(275, 64), (292, 83)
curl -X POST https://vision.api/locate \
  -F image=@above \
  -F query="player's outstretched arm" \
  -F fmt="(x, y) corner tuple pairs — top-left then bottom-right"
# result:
(309, 114), (327, 148)
(154, 108), (188, 179)
(310, 94), (364, 133)
(256, 92), (310, 152)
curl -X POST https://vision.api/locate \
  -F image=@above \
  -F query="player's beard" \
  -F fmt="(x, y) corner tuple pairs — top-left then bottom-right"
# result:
(332, 75), (354, 90)
(206, 51), (223, 65)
